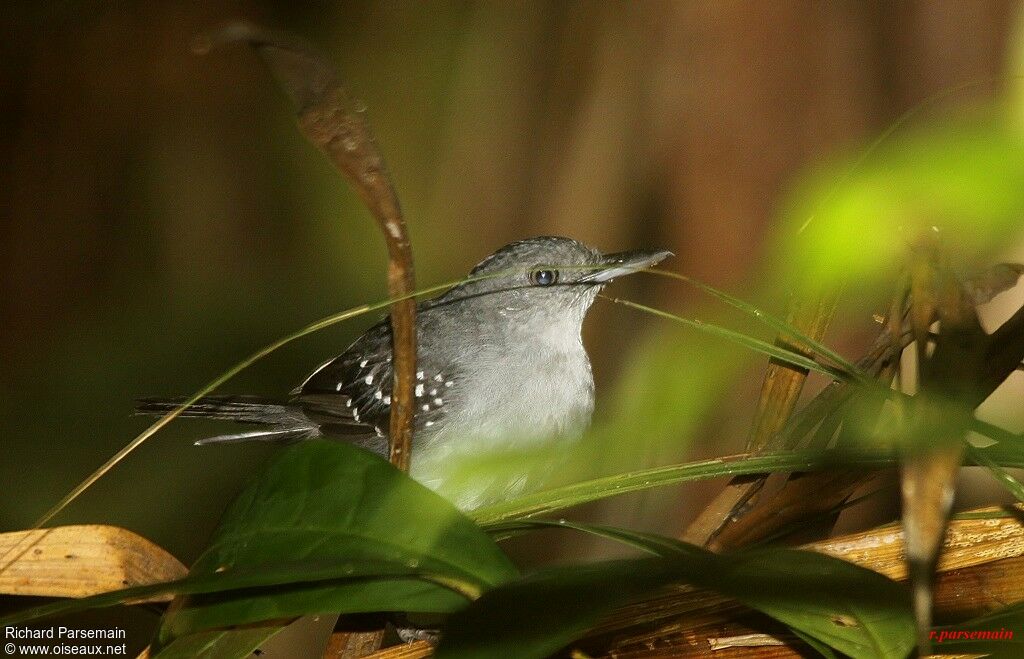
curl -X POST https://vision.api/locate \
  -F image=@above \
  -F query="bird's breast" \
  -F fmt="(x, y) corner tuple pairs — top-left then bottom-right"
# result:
(410, 341), (594, 507)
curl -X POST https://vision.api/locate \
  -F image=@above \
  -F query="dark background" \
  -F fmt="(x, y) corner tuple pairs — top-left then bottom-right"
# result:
(2, 2), (1023, 651)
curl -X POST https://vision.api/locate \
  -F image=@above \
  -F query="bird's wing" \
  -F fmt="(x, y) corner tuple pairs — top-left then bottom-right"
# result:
(293, 319), (455, 436)
(293, 322), (394, 435)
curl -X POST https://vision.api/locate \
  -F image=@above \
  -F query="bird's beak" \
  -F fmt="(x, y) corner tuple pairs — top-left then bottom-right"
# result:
(580, 249), (674, 283)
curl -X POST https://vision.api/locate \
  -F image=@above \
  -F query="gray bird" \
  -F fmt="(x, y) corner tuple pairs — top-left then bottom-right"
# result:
(138, 236), (670, 508)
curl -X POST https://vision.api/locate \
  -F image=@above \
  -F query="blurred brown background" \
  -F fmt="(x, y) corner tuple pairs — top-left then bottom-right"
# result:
(1, 2), (1021, 646)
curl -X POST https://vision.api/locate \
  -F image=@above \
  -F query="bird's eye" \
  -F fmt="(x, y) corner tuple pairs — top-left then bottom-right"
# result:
(530, 269), (558, 286)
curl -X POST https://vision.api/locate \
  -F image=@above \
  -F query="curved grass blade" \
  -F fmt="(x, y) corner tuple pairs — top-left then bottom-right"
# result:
(484, 520), (688, 556)
(471, 443), (1024, 526)
(968, 445), (1024, 504)
(643, 269), (861, 377)
(471, 449), (898, 526)
(601, 296), (856, 382)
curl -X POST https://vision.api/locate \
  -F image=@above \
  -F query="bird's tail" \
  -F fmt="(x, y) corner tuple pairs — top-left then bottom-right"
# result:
(135, 395), (320, 445)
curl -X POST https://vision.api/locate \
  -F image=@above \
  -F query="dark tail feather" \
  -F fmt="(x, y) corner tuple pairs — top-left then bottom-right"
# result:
(135, 395), (320, 445)
(193, 427), (314, 446)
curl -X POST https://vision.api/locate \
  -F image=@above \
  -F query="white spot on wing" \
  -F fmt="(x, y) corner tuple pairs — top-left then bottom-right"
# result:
(415, 384), (424, 397)
(364, 375), (373, 385)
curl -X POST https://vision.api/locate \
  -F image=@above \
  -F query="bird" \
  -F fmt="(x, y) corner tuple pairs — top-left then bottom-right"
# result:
(137, 236), (671, 508)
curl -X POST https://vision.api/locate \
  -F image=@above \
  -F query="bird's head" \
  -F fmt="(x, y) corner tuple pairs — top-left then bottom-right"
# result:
(432, 236), (672, 331)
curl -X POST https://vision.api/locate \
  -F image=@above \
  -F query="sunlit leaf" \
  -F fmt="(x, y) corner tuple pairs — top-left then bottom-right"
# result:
(779, 116), (1024, 294)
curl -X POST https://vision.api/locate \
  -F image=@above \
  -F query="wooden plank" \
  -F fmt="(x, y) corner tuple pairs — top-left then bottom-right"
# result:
(0, 524), (187, 600)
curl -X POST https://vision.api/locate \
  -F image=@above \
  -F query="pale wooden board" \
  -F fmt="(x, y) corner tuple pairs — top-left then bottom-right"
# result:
(0, 524), (187, 600)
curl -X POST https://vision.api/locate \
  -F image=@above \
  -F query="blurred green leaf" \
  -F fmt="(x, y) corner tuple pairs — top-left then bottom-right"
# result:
(159, 440), (517, 643)
(437, 542), (914, 659)
(779, 116), (1024, 293)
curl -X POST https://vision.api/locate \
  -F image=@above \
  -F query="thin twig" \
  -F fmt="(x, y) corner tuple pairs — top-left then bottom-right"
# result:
(199, 21), (418, 472)
(197, 22), (418, 657)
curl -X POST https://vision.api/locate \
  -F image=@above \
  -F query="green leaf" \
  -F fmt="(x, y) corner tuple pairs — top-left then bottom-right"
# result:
(604, 297), (853, 381)
(484, 519), (687, 555)
(437, 544), (914, 659)
(0, 441), (517, 640)
(643, 269), (861, 377)
(778, 116), (1024, 294)
(790, 627), (840, 659)
(721, 548), (913, 658)
(471, 449), (898, 526)
(151, 627), (284, 659)
(929, 601), (1024, 657)
(434, 558), (686, 659)
(160, 440), (517, 642)
(471, 443), (1024, 526)
(969, 444), (1024, 504)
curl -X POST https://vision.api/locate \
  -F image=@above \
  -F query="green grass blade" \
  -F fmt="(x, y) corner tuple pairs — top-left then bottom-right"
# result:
(601, 295), (855, 382)
(472, 443), (1024, 526)
(644, 269), (862, 376)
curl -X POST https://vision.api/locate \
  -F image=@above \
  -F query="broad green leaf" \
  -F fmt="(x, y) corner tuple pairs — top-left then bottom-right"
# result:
(435, 558), (689, 659)
(791, 627), (840, 659)
(437, 544), (914, 659)
(160, 440), (517, 643)
(721, 548), (913, 658)
(927, 601), (1024, 657)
